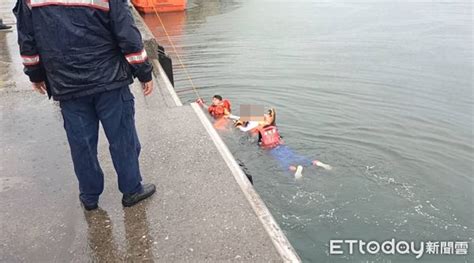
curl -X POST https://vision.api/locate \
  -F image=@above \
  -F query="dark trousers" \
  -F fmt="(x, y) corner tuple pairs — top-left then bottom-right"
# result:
(60, 86), (143, 204)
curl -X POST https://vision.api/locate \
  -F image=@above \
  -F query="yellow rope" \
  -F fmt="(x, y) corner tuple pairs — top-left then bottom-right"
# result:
(152, 6), (201, 99)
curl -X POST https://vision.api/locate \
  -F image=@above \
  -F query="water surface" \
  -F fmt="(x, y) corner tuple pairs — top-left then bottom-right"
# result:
(142, 1), (473, 261)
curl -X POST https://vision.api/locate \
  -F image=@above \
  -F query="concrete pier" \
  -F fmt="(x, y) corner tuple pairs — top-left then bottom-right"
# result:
(0, 1), (299, 262)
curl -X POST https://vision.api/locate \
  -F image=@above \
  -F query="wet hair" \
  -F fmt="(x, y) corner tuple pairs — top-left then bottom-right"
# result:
(267, 108), (276, 126)
(259, 108), (278, 142)
(213, 95), (223, 101)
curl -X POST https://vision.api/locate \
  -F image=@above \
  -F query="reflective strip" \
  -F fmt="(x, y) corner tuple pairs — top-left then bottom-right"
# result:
(125, 49), (148, 64)
(21, 55), (40, 66)
(30, 0), (110, 11)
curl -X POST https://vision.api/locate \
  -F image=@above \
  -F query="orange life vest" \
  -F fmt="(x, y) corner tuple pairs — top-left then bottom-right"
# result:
(258, 125), (281, 148)
(208, 99), (231, 117)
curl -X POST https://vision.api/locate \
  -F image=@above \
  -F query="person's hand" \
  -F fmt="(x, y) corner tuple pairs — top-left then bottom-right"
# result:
(196, 98), (204, 106)
(234, 120), (244, 127)
(141, 80), (153, 96)
(32, 81), (47, 95)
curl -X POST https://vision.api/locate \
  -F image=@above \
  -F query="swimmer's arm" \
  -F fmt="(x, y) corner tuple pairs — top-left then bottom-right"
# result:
(198, 102), (212, 114)
(238, 121), (259, 132)
(227, 114), (240, 120)
(195, 98), (209, 109)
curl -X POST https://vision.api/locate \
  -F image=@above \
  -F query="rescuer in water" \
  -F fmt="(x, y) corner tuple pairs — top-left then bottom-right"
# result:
(196, 95), (233, 130)
(196, 95), (231, 118)
(235, 108), (331, 178)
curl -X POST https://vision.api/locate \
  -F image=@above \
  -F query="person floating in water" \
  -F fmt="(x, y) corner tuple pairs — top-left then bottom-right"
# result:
(235, 108), (331, 178)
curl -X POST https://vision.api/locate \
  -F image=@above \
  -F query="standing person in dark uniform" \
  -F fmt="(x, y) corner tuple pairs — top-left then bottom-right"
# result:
(14, 0), (156, 210)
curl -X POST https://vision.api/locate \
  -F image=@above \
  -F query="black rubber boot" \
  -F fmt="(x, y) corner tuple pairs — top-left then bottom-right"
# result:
(122, 183), (156, 207)
(79, 196), (99, 211)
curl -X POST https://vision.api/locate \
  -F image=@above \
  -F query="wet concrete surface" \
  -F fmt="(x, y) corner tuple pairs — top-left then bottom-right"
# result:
(0, 3), (286, 262)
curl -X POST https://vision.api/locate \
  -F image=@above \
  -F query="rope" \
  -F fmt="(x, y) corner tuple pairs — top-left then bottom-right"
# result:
(152, 6), (201, 99)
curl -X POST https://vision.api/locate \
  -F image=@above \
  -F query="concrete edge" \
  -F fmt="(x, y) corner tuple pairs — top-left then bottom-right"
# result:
(191, 103), (302, 263)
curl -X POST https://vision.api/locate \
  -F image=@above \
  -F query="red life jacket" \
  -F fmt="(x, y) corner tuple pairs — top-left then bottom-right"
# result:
(258, 125), (281, 148)
(208, 99), (231, 117)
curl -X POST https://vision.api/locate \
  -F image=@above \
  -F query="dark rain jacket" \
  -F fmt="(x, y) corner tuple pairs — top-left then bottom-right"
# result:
(13, 0), (153, 100)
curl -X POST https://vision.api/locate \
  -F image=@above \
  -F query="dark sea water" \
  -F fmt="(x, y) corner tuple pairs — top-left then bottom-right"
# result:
(142, 1), (473, 261)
